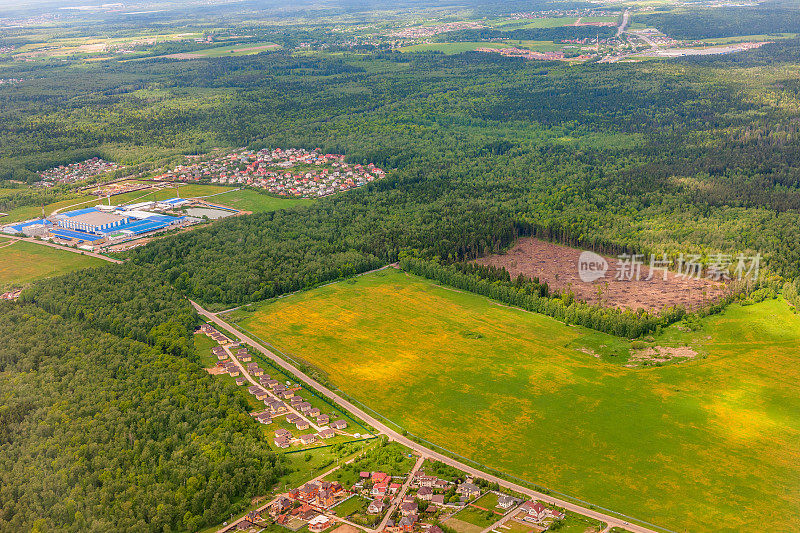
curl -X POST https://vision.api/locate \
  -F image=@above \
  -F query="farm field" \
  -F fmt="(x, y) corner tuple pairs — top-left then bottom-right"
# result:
(233, 268), (800, 532)
(400, 42), (512, 54)
(0, 239), (105, 288)
(162, 41), (280, 59)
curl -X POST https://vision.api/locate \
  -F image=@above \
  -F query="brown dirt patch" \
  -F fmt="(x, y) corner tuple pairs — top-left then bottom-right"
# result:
(330, 525), (359, 533)
(473, 238), (727, 312)
(206, 366), (225, 375)
(630, 345), (698, 364)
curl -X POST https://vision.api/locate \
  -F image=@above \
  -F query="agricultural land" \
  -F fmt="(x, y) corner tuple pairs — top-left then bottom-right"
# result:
(230, 268), (800, 532)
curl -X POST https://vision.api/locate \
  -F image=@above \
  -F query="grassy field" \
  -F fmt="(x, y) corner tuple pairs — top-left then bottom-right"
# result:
(453, 506), (502, 528)
(400, 42), (512, 54)
(2, 194), (99, 223)
(331, 495), (370, 517)
(0, 239), (105, 288)
(208, 188), (313, 213)
(233, 268), (800, 532)
(190, 42), (280, 57)
(110, 184), (233, 205)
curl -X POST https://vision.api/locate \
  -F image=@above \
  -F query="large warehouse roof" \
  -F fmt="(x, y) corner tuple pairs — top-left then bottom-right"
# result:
(65, 211), (126, 226)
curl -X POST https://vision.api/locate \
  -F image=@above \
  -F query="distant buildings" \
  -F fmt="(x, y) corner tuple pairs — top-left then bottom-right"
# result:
(156, 147), (385, 198)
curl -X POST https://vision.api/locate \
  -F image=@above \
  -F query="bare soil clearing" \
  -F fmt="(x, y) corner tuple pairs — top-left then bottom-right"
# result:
(628, 345), (698, 365)
(473, 238), (727, 312)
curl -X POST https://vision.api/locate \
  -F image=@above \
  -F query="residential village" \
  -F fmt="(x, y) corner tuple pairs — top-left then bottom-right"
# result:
(199, 323), (363, 451)
(218, 444), (572, 533)
(153, 148), (385, 198)
(35, 157), (122, 187)
(197, 324), (590, 533)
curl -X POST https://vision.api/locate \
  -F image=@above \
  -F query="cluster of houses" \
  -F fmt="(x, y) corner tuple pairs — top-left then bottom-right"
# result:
(152, 147), (385, 198)
(35, 157), (121, 187)
(289, 480), (347, 509)
(200, 322), (351, 449)
(517, 500), (565, 524)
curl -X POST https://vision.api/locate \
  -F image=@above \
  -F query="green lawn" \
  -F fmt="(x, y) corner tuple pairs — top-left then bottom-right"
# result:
(557, 511), (605, 533)
(234, 268), (800, 532)
(0, 239), (106, 289)
(471, 492), (500, 510)
(208, 188), (313, 213)
(454, 506), (502, 528)
(331, 495), (369, 517)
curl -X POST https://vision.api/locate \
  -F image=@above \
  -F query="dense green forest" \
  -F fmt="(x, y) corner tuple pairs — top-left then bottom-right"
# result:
(1, 2), (800, 530)
(0, 302), (284, 532)
(4, 45), (800, 305)
(641, 6), (800, 40)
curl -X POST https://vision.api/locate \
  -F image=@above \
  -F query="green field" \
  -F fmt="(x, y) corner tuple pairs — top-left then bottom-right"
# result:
(110, 184), (233, 205)
(488, 17), (579, 29)
(208, 188), (313, 213)
(233, 268), (800, 532)
(400, 42), (512, 54)
(0, 239), (106, 288)
(190, 42), (280, 57)
(2, 194), (99, 223)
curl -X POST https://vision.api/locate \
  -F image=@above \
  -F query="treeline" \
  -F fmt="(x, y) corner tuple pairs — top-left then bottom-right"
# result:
(400, 257), (686, 338)
(784, 279), (800, 312)
(0, 302), (285, 532)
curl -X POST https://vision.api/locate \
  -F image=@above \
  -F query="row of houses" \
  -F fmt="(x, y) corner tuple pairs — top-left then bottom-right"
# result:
(289, 480), (346, 509)
(267, 497), (337, 532)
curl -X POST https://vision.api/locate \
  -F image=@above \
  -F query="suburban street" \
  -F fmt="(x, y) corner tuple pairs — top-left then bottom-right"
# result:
(220, 341), (322, 431)
(376, 455), (426, 531)
(191, 301), (666, 533)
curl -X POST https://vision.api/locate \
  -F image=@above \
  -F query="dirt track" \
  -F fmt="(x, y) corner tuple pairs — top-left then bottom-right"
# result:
(473, 238), (726, 312)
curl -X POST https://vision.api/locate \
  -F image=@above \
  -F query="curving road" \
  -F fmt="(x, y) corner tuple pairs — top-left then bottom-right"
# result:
(191, 301), (665, 533)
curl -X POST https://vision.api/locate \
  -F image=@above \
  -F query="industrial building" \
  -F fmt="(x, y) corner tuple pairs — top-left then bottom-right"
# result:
(55, 209), (131, 233)
(2, 199), (197, 246)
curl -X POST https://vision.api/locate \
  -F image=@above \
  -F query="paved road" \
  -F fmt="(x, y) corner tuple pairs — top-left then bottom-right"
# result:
(617, 9), (630, 37)
(220, 340), (321, 431)
(376, 455), (425, 531)
(3, 234), (122, 263)
(192, 301), (664, 533)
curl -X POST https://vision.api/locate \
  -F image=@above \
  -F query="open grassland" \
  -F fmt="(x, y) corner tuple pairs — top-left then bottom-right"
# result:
(110, 184), (233, 205)
(2, 194), (99, 223)
(400, 42), (512, 54)
(234, 268), (800, 532)
(209, 188), (314, 213)
(0, 239), (105, 288)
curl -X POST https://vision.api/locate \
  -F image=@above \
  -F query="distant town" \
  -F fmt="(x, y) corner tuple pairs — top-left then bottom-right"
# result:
(155, 148), (385, 198)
